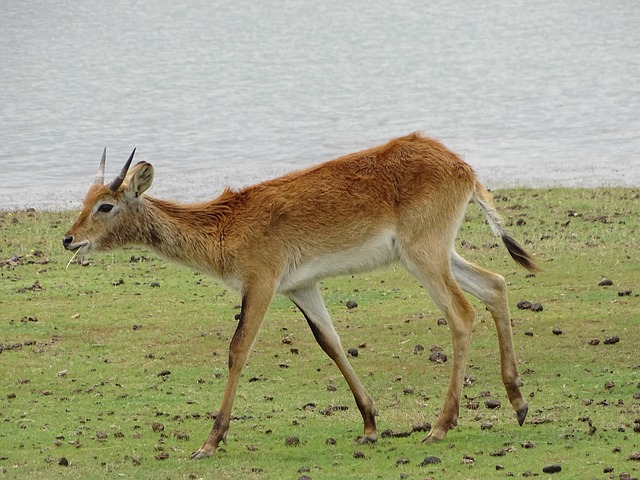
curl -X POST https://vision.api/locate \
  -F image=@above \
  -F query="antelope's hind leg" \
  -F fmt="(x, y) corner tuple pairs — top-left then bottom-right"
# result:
(451, 252), (528, 425)
(288, 285), (378, 443)
(401, 244), (476, 443)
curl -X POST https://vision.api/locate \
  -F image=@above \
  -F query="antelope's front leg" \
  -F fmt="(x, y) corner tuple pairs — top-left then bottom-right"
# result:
(191, 289), (272, 459)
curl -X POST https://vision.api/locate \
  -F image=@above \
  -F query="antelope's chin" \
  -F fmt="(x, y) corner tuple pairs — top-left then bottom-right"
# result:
(67, 240), (92, 254)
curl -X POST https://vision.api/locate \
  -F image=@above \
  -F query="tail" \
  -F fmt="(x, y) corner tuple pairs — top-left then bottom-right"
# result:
(472, 182), (540, 273)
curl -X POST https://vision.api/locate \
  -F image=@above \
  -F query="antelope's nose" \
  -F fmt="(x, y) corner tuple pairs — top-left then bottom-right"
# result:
(62, 235), (74, 249)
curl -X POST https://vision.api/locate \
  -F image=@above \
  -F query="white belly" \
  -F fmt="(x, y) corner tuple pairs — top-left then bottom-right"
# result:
(277, 230), (399, 293)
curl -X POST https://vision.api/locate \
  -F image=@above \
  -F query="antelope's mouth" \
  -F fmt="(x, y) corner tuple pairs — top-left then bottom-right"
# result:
(65, 240), (91, 253)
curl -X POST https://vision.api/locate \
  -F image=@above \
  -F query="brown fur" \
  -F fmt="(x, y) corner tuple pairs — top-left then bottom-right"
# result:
(64, 132), (537, 458)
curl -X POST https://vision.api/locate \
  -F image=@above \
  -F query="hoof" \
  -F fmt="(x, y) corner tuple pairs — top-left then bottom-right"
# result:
(421, 434), (442, 444)
(356, 434), (378, 445)
(422, 429), (445, 444)
(516, 404), (528, 426)
(190, 449), (213, 460)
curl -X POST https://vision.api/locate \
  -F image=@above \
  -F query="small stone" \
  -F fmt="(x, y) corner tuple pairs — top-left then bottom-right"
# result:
(437, 317), (447, 326)
(58, 457), (69, 467)
(521, 440), (535, 449)
(552, 327), (563, 335)
(618, 290), (632, 296)
(604, 380), (615, 390)
(481, 421), (493, 430)
(173, 430), (190, 441)
(411, 422), (431, 433)
(345, 299), (358, 309)
(325, 438), (336, 445)
(413, 344), (425, 354)
(485, 399), (501, 409)
(347, 348), (359, 357)
(420, 456), (441, 466)
(530, 303), (543, 312)
(542, 464), (562, 473)
(629, 452), (640, 461)
(598, 279), (613, 286)
(604, 336), (620, 345)
(285, 436), (300, 447)
(517, 300), (532, 310)
(353, 450), (365, 459)
(428, 351), (448, 364)
(588, 338), (600, 346)
(151, 422), (165, 432)
(150, 281), (160, 288)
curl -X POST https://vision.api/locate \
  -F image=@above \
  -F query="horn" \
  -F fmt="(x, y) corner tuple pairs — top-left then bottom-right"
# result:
(94, 147), (106, 184)
(108, 148), (136, 191)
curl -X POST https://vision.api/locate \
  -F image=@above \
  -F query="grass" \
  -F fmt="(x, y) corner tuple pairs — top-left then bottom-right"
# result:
(1, 188), (639, 479)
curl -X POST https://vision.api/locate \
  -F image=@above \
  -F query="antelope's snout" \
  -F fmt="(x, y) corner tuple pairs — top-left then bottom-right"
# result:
(62, 233), (90, 253)
(62, 235), (74, 250)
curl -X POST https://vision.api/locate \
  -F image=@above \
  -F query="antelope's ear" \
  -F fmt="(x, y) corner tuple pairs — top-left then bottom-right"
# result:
(124, 162), (154, 199)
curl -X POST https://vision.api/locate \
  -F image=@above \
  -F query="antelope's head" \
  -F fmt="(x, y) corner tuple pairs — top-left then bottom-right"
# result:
(63, 148), (154, 254)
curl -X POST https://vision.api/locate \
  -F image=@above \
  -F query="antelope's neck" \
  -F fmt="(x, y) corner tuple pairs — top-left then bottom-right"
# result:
(138, 196), (230, 277)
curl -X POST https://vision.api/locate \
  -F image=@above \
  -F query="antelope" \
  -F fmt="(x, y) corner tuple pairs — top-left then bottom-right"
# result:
(63, 132), (537, 459)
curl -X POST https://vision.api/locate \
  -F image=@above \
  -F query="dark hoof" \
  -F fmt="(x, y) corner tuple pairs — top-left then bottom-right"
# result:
(356, 435), (377, 445)
(517, 405), (528, 426)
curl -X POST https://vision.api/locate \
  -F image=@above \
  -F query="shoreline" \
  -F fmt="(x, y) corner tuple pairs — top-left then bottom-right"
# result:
(2, 185), (638, 214)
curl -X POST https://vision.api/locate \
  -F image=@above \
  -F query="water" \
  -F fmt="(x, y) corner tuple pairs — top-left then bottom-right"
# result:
(1, 0), (639, 210)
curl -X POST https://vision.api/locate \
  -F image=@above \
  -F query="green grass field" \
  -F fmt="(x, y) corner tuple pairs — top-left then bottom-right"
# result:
(1, 188), (638, 479)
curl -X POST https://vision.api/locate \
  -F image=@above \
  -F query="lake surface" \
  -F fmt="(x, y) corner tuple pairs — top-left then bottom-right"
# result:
(1, 0), (639, 210)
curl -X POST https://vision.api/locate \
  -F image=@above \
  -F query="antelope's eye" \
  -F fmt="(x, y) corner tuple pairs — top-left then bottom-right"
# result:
(97, 203), (114, 213)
